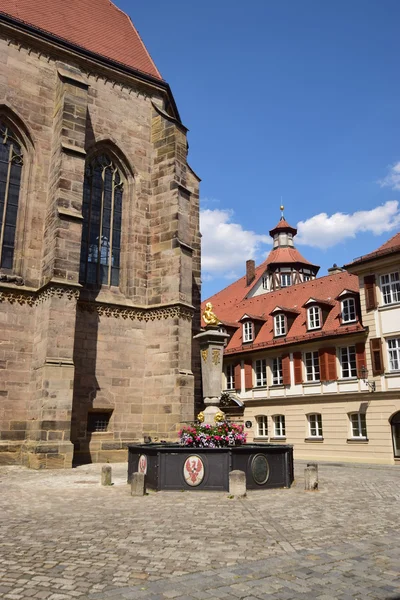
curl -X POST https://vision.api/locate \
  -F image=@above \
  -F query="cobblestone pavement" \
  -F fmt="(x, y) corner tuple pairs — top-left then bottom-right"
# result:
(1, 461), (400, 600)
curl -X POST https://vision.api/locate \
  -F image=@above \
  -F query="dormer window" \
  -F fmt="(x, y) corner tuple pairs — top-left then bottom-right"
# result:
(243, 321), (254, 342)
(341, 297), (356, 323)
(307, 306), (321, 330)
(280, 273), (292, 287)
(274, 314), (286, 336)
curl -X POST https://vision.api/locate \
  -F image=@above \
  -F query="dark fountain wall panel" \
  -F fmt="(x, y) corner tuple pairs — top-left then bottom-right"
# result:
(128, 444), (294, 492)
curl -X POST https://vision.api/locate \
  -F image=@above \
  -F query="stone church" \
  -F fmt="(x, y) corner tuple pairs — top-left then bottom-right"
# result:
(0, 1), (201, 468)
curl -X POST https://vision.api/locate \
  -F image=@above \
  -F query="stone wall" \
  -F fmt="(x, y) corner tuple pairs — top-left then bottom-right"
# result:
(0, 22), (200, 467)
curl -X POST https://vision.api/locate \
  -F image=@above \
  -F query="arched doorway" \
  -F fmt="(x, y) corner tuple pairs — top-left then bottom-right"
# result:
(390, 412), (400, 458)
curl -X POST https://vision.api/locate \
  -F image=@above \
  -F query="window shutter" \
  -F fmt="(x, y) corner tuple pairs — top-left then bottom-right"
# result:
(234, 363), (241, 390)
(319, 348), (327, 381)
(370, 338), (384, 375)
(319, 347), (337, 381)
(364, 275), (377, 310)
(282, 354), (290, 385)
(244, 359), (253, 389)
(355, 342), (366, 378)
(293, 352), (303, 384)
(326, 347), (337, 381)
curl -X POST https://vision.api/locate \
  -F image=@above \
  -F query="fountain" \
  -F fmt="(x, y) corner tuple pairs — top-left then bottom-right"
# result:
(127, 304), (294, 491)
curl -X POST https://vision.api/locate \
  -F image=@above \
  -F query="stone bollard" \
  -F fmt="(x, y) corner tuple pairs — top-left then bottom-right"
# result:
(304, 465), (318, 491)
(307, 462), (318, 474)
(131, 472), (146, 496)
(229, 470), (246, 498)
(101, 465), (112, 486)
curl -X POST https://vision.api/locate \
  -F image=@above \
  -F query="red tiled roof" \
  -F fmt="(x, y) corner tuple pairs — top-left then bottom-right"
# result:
(303, 297), (335, 307)
(270, 305), (300, 315)
(0, 0), (162, 80)
(269, 217), (297, 236)
(239, 313), (266, 322)
(345, 232), (400, 267)
(265, 246), (318, 268)
(202, 271), (362, 354)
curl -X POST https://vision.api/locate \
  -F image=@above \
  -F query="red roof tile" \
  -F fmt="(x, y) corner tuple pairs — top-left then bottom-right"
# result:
(0, 0), (162, 80)
(239, 313), (266, 322)
(265, 246), (318, 268)
(269, 217), (297, 236)
(345, 232), (400, 267)
(202, 271), (362, 354)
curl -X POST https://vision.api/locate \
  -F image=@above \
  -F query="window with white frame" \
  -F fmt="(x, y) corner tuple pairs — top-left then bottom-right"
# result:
(340, 346), (357, 378)
(262, 276), (268, 290)
(274, 313), (286, 336)
(341, 297), (356, 323)
(256, 416), (268, 437)
(305, 351), (320, 381)
(255, 358), (267, 386)
(272, 357), (283, 385)
(308, 414), (323, 437)
(273, 415), (286, 437)
(381, 272), (400, 305)
(307, 306), (321, 329)
(303, 273), (311, 282)
(280, 273), (292, 287)
(388, 338), (400, 371)
(225, 364), (234, 390)
(349, 413), (367, 439)
(243, 321), (254, 342)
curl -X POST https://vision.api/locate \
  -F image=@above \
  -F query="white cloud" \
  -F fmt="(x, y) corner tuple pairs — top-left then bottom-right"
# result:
(379, 162), (400, 190)
(296, 201), (400, 249)
(200, 208), (270, 280)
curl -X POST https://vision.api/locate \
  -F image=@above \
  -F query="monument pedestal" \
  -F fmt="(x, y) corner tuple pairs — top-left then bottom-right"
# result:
(193, 326), (230, 423)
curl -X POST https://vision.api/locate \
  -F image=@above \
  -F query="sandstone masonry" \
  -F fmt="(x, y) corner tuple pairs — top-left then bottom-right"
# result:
(0, 13), (201, 467)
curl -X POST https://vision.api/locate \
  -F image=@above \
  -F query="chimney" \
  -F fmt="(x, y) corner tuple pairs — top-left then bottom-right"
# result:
(246, 259), (255, 286)
(328, 263), (345, 275)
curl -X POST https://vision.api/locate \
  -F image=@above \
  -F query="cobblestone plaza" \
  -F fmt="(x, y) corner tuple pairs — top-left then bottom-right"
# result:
(1, 462), (399, 600)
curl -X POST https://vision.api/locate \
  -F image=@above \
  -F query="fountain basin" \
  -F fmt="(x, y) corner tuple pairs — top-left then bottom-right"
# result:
(127, 443), (294, 491)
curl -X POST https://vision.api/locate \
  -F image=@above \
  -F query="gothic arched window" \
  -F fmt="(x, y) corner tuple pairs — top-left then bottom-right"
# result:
(79, 154), (123, 286)
(0, 122), (23, 270)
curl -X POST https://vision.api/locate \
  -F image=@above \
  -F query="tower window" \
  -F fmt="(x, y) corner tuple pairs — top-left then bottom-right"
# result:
(0, 123), (23, 270)
(280, 273), (292, 287)
(80, 154), (123, 286)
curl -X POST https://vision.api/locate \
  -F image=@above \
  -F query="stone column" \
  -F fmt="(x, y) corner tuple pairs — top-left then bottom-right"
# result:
(193, 326), (229, 424)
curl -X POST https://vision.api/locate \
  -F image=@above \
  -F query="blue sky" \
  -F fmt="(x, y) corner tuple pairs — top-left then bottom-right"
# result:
(117, 0), (400, 299)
